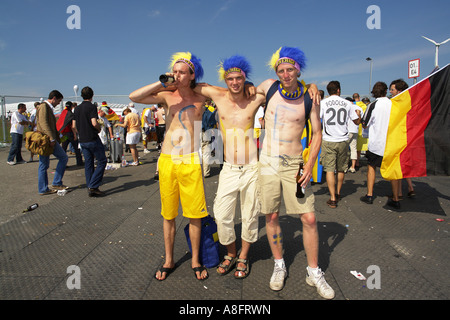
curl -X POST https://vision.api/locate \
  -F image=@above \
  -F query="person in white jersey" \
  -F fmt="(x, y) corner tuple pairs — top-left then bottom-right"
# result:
(360, 81), (392, 205)
(320, 81), (360, 208)
(7, 103), (31, 165)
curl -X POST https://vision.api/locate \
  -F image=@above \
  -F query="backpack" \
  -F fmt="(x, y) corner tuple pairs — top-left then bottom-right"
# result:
(264, 80), (313, 121)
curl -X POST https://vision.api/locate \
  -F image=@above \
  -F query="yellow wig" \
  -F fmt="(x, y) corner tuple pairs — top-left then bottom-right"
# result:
(169, 51), (204, 81)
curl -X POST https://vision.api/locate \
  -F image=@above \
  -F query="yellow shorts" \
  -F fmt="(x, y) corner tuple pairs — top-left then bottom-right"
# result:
(159, 153), (208, 220)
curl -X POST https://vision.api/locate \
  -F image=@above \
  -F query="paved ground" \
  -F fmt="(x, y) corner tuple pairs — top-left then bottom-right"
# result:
(0, 142), (449, 306)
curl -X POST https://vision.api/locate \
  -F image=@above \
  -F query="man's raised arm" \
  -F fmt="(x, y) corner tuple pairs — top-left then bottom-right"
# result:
(129, 79), (172, 105)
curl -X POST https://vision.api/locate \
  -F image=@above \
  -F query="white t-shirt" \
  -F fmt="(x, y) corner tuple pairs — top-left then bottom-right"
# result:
(348, 104), (363, 134)
(143, 108), (154, 128)
(361, 97), (392, 156)
(254, 106), (264, 129)
(10, 111), (28, 134)
(320, 95), (359, 142)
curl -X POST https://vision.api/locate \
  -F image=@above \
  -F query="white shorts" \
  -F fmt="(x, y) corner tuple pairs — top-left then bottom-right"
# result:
(213, 162), (260, 245)
(126, 132), (141, 145)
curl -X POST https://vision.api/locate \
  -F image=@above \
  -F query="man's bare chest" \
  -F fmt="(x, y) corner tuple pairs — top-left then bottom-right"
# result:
(218, 105), (255, 130)
(265, 95), (306, 126)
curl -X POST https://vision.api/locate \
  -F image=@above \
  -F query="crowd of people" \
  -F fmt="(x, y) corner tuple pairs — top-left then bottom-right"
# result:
(5, 47), (418, 300)
(5, 88), (167, 197)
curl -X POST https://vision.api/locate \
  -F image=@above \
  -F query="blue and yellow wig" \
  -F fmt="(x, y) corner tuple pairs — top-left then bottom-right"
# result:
(169, 52), (204, 82)
(218, 55), (252, 82)
(269, 46), (307, 72)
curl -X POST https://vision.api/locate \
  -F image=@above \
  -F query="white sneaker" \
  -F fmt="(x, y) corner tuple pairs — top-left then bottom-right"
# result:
(269, 265), (287, 291)
(306, 267), (335, 299)
(143, 149), (150, 154)
(7, 161), (15, 165)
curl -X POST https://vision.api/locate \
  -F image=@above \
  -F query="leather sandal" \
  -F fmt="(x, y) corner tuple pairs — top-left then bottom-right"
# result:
(217, 255), (237, 276)
(327, 199), (337, 208)
(234, 258), (250, 279)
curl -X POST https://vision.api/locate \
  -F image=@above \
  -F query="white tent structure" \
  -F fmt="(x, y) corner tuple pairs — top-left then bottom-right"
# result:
(3, 102), (147, 117)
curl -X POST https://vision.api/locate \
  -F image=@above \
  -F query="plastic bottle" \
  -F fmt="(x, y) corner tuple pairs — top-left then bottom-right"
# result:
(23, 203), (38, 212)
(296, 163), (305, 198)
(121, 154), (127, 167)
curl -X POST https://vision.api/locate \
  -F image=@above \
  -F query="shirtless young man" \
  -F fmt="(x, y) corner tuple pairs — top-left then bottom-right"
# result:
(194, 55), (265, 279)
(129, 52), (209, 281)
(257, 47), (335, 299)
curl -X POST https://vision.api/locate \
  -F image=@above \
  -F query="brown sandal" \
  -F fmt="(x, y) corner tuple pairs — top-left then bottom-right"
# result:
(327, 199), (337, 208)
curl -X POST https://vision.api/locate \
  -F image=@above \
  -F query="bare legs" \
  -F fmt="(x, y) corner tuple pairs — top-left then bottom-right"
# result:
(155, 217), (208, 280)
(265, 211), (318, 268)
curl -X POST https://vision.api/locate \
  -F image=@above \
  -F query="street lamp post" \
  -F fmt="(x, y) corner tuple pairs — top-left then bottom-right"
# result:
(366, 57), (373, 94)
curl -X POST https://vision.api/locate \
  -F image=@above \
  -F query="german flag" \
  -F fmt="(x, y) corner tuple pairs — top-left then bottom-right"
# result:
(105, 108), (120, 122)
(381, 64), (450, 180)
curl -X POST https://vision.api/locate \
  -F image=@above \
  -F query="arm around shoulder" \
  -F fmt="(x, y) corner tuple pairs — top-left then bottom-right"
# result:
(257, 79), (276, 95)
(194, 83), (225, 100)
(305, 83), (321, 105)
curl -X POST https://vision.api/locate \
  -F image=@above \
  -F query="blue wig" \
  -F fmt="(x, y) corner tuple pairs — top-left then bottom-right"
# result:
(218, 55), (252, 81)
(269, 46), (307, 72)
(189, 53), (204, 81)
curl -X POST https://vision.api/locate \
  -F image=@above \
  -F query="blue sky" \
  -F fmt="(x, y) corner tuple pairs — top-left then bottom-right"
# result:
(1, 0), (449, 104)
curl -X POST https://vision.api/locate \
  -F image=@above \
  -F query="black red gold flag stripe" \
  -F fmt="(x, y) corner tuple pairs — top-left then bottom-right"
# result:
(381, 64), (450, 180)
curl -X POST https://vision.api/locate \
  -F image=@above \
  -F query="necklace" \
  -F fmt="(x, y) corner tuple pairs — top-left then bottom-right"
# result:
(278, 80), (304, 100)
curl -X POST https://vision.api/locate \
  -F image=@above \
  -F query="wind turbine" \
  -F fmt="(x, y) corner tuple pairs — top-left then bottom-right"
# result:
(422, 36), (450, 68)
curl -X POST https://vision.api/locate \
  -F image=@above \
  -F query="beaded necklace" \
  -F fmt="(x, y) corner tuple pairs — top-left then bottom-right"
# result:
(278, 80), (305, 100)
